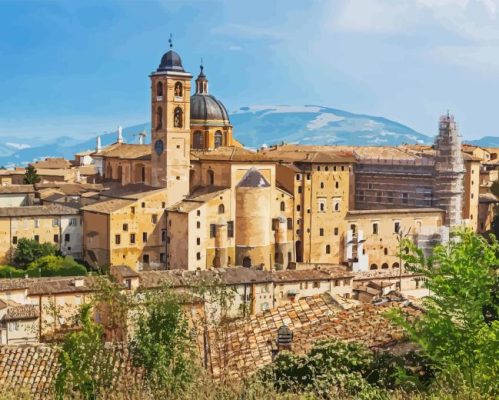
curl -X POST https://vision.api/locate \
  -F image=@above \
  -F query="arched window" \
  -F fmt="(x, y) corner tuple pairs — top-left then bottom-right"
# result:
(214, 131), (223, 148)
(370, 263), (378, 270)
(193, 131), (203, 149)
(334, 202), (340, 211)
(381, 263), (389, 269)
(156, 107), (163, 129)
(335, 182), (339, 189)
(135, 164), (146, 183)
(174, 107), (183, 128)
(320, 202), (325, 212)
(384, 248), (388, 255)
(218, 204), (225, 214)
(325, 166), (329, 171)
(392, 262), (400, 269)
(174, 81), (183, 97)
(280, 201), (285, 212)
(156, 81), (163, 97)
(326, 245), (331, 254)
(207, 170), (214, 185)
(320, 182), (324, 188)
(242, 256), (252, 268)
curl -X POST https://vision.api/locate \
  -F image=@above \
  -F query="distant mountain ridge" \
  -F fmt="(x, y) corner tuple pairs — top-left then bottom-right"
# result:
(0, 105), (496, 167)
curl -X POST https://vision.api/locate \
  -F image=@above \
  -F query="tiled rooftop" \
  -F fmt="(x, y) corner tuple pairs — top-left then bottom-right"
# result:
(206, 293), (420, 379)
(0, 204), (80, 218)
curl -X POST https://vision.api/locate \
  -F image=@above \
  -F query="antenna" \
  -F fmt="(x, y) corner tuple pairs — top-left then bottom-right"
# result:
(169, 33), (173, 49)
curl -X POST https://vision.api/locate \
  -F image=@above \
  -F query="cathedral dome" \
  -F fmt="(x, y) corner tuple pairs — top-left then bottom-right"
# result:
(157, 50), (185, 72)
(190, 94), (230, 125)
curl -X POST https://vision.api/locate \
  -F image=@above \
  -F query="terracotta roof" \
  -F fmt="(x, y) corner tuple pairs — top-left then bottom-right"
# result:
(30, 158), (71, 170)
(191, 146), (272, 162)
(273, 268), (353, 283)
(259, 146), (357, 164)
(0, 344), (143, 398)
(0, 204), (79, 218)
(96, 143), (151, 160)
(0, 185), (35, 194)
(207, 293), (420, 379)
(110, 265), (140, 279)
(81, 198), (135, 214)
(353, 270), (422, 281)
(0, 276), (97, 296)
(168, 186), (230, 213)
(99, 183), (165, 200)
(2, 304), (39, 321)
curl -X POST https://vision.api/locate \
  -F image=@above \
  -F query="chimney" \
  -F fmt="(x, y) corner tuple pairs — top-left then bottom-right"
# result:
(117, 126), (123, 144)
(277, 324), (293, 352)
(72, 278), (85, 287)
(96, 136), (102, 153)
(139, 130), (146, 145)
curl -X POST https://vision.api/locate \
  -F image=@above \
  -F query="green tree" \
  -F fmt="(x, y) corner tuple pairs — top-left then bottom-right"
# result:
(23, 165), (40, 184)
(130, 285), (198, 396)
(13, 238), (58, 268)
(391, 229), (499, 396)
(55, 304), (116, 399)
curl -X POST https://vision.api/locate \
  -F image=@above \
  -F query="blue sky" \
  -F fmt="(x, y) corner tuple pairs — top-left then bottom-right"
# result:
(1, 0), (499, 140)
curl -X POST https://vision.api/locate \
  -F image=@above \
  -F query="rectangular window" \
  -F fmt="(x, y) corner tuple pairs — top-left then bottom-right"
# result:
(34, 218), (40, 228)
(197, 210), (201, 216)
(227, 221), (234, 238)
(141, 202), (146, 208)
(196, 252), (201, 260)
(131, 207), (135, 214)
(142, 232), (148, 243)
(54, 234), (59, 243)
(12, 236), (17, 245)
(52, 218), (59, 227)
(287, 218), (293, 229)
(34, 235), (39, 242)
(69, 218), (77, 226)
(65, 234), (70, 242)
(373, 223), (379, 235)
(130, 233), (136, 244)
(298, 186), (302, 194)
(394, 222), (400, 234)
(160, 253), (166, 263)
(161, 202), (166, 208)
(313, 281), (320, 288)
(296, 174), (301, 180)
(125, 279), (132, 290)
(197, 237), (201, 245)
(115, 234), (121, 245)
(210, 224), (216, 238)
(143, 254), (149, 264)
(334, 227), (339, 236)
(161, 230), (166, 242)
(320, 228), (324, 236)
(197, 221), (201, 229)
(152, 214), (158, 224)
(123, 223), (128, 231)
(343, 279), (350, 285)
(335, 280), (340, 287)
(402, 193), (408, 204)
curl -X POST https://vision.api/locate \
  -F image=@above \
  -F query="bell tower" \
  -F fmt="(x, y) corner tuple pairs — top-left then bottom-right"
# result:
(150, 38), (192, 206)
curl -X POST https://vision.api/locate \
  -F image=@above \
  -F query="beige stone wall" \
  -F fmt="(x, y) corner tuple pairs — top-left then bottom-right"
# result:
(103, 158), (152, 186)
(109, 194), (167, 270)
(0, 214), (81, 265)
(190, 125), (236, 150)
(83, 211), (110, 267)
(463, 160), (480, 231)
(346, 210), (444, 270)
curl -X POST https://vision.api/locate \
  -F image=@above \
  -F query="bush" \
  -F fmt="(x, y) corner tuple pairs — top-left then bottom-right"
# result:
(0, 265), (26, 278)
(14, 238), (58, 269)
(27, 255), (87, 277)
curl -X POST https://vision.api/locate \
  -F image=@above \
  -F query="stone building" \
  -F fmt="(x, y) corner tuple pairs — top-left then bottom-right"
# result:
(79, 42), (497, 273)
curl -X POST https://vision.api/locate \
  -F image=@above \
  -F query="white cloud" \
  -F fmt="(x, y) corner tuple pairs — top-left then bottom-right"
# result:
(5, 142), (30, 150)
(333, 0), (499, 40)
(228, 45), (242, 51)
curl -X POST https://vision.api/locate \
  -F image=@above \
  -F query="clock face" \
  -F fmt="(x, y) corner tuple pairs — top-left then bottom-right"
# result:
(154, 139), (164, 156)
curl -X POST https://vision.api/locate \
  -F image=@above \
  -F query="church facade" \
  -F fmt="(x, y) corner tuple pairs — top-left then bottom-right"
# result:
(81, 45), (484, 273)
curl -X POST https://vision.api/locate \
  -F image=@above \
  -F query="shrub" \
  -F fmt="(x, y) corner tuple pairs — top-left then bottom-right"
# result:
(0, 265), (26, 278)
(14, 238), (58, 268)
(27, 255), (87, 277)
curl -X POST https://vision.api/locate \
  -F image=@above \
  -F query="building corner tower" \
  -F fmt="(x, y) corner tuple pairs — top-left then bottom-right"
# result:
(150, 41), (192, 206)
(434, 114), (465, 229)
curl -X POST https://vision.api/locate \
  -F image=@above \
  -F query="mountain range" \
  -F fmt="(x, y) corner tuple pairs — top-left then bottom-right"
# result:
(0, 105), (497, 167)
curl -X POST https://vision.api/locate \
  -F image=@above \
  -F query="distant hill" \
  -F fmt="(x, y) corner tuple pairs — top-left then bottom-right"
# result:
(0, 105), (496, 167)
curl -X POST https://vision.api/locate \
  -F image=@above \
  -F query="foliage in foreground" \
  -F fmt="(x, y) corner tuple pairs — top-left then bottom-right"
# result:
(13, 238), (58, 268)
(391, 229), (499, 397)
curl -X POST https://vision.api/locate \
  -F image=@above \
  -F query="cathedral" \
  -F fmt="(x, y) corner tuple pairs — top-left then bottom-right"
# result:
(81, 44), (486, 273)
